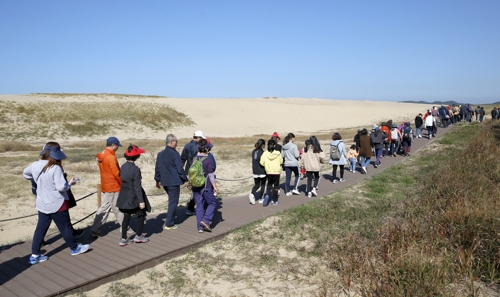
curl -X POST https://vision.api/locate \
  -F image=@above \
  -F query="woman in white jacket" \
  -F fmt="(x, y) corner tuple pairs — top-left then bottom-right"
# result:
(329, 133), (347, 183)
(23, 143), (89, 265)
(424, 111), (435, 139)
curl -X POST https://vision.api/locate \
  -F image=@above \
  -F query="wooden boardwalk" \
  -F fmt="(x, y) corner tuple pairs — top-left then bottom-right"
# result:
(0, 128), (449, 297)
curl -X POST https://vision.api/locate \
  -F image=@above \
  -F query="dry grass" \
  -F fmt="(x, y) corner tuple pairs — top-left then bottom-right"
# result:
(0, 100), (194, 140)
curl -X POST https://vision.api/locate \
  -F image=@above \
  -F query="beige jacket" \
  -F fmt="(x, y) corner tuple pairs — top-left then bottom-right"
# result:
(300, 145), (327, 172)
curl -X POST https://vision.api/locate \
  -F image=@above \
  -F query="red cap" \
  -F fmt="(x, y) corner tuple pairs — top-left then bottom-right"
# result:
(272, 132), (280, 139)
(206, 137), (213, 149)
(124, 145), (145, 157)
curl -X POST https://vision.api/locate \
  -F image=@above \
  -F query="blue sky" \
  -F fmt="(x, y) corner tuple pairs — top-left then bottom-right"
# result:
(1, 1), (499, 103)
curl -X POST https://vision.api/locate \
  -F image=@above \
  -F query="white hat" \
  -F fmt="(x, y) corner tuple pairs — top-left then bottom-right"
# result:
(193, 130), (206, 139)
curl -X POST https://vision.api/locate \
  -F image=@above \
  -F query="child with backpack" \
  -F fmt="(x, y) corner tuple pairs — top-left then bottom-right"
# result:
(188, 139), (220, 233)
(346, 144), (358, 173)
(259, 139), (283, 206)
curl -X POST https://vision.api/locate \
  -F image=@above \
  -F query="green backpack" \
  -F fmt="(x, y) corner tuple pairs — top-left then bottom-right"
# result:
(188, 157), (207, 188)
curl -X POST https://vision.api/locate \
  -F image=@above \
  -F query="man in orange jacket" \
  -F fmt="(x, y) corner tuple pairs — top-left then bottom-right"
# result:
(90, 136), (125, 237)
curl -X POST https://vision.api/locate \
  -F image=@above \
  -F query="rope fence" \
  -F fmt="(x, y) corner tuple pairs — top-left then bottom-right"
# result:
(0, 175), (254, 223)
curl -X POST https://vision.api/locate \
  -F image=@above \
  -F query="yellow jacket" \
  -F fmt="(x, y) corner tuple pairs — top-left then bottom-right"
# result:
(260, 150), (283, 175)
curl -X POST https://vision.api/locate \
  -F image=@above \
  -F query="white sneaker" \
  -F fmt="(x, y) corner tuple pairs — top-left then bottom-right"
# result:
(292, 189), (300, 195)
(249, 194), (255, 205)
(307, 192), (312, 198)
(311, 188), (317, 196)
(362, 167), (367, 174)
(340, 178), (345, 182)
(333, 180), (339, 184)
(257, 199), (263, 204)
(286, 192), (292, 196)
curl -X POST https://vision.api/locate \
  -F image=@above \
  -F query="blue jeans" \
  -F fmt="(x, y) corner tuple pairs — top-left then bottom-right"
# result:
(415, 127), (423, 137)
(284, 166), (299, 193)
(163, 186), (180, 227)
(349, 158), (356, 171)
(194, 188), (217, 230)
(32, 210), (77, 254)
(361, 156), (371, 168)
(375, 148), (383, 165)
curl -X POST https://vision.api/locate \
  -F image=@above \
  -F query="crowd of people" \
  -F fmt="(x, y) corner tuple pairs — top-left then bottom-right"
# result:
(22, 104), (495, 264)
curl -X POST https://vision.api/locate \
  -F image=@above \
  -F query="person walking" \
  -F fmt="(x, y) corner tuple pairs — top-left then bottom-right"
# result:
(90, 136), (125, 238)
(300, 136), (327, 198)
(401, 122), (414, 157)
(424, 111), (435, 139)
(475, 106), (481, 122)
(24, 145), (89, 264)
(390, 124), (402, 157)
(187, 139), (220, 233)
(155, 134), (188, 230)
(370, 127), (384, 168)
(346, 144), (358, 173)
(181, 130), (206, 216)
(259, 139), (283, 205)
(358, 129), (373, 174)
(116, 145), (151, 246)
(250, 139), (266, 204)
(414, 113), (423, 138)
(329, 132), (347, 183)
(25, 142), (83, 240)
(281, 133), (301, 196)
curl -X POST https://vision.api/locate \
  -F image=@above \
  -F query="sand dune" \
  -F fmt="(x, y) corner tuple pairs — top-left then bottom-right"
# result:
(0, 95), (428, 140)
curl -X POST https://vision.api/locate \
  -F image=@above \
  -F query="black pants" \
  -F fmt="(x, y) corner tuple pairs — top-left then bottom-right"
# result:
(265, 175), (280, 203)
(121, 208), (146, 239)
(251, 177), (266, 200)
(332, 165), (344, 180)
(306, 171), (320, 193)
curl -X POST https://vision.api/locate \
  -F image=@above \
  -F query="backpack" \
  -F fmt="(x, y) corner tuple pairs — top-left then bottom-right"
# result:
(402, 127), (411, 140)
(330, 141), (342, 161)
(390, 129), (398, 141)
(188, 157), (207, 188)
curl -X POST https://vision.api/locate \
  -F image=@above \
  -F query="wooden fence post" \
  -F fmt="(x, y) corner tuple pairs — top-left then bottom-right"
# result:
(96, 184), (102, 208)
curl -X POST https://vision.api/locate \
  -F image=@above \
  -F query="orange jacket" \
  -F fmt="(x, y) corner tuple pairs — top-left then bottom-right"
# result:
(96, 148), (121, 192)
(380, 125), (391, 142)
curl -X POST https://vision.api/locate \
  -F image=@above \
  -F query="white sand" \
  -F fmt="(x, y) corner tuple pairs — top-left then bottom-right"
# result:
(0, 95), (428, 141)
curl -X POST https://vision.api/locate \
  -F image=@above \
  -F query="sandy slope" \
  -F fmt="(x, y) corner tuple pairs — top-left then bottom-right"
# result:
(0, 95), (428, 140)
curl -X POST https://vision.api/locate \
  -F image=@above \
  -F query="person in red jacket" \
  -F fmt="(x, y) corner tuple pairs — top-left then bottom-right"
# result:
(90, 136), (125, 238)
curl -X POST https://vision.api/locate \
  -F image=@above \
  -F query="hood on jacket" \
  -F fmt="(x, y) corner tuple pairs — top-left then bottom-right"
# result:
(96, 147), (115, 162)
(264, 150), (282, 160)
(282, 142), (294, 151)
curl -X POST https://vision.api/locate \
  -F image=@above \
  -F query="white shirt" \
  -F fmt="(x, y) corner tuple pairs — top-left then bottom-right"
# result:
(24, 160), (70, 214)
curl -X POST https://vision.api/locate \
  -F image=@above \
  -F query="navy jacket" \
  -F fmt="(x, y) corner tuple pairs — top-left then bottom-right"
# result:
(155, 146), (188, 187)
(180, 140), (198, 175)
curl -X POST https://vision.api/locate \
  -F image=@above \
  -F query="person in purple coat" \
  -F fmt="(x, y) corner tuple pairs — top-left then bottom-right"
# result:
(187, 139), (220, 233)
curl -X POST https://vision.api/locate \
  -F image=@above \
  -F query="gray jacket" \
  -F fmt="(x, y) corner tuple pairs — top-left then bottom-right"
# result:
(281, 142), (300, 167)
